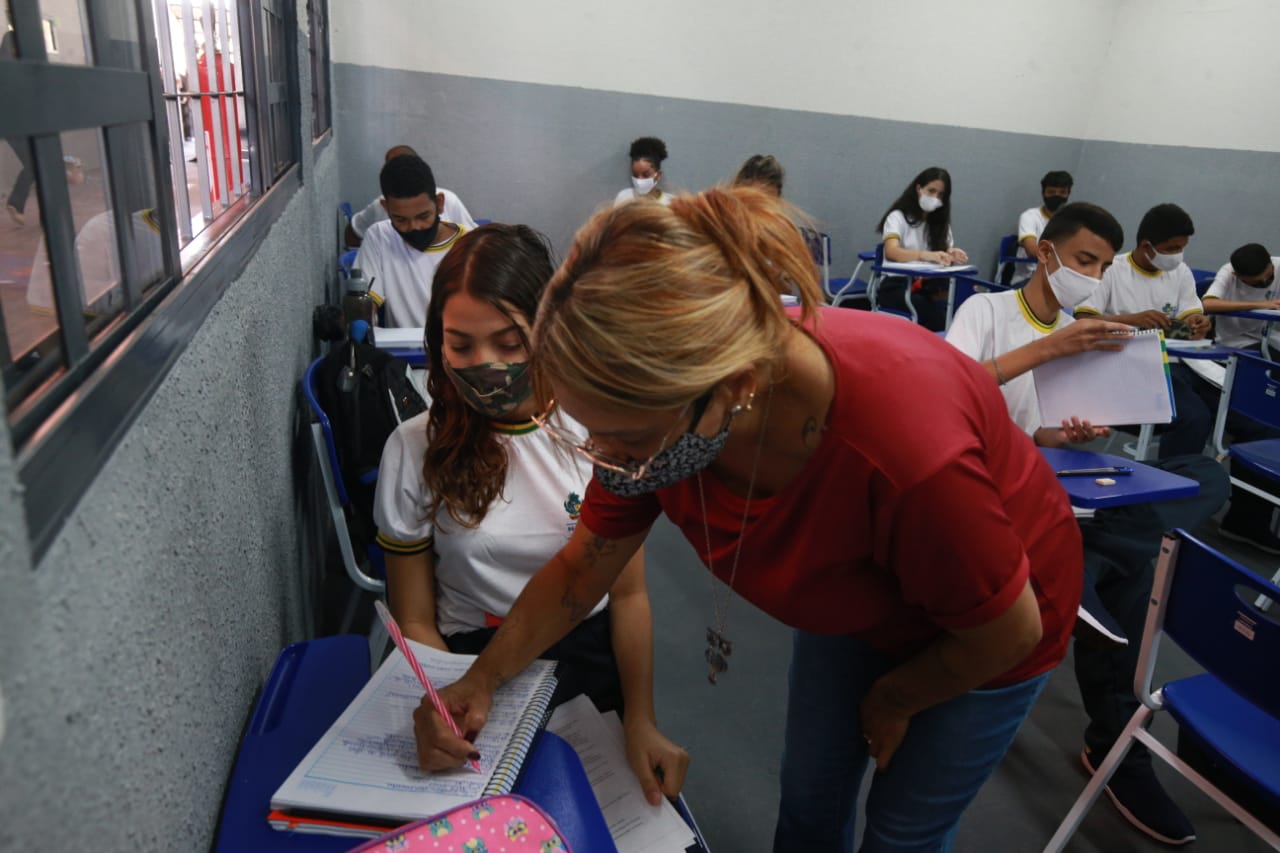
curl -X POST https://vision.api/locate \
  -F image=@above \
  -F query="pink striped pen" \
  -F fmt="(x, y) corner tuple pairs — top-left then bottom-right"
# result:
(374, 600), (481, 772)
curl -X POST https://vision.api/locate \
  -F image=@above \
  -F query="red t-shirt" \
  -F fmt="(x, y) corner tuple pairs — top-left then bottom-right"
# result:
(581, 307), (1082, 687)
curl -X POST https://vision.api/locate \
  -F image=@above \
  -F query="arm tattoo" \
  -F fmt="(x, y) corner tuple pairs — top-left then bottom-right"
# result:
(562, 535), (616, 624)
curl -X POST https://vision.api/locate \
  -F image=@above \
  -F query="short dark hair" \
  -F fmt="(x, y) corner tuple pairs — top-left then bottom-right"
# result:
(379, 154), (436, 200)
(1230, 243), (1273, 277)
(1041, 170), (1073, 190)
(628, 136), (668, 168)
(1136, 203), (1195, 247)
(735, 154), (785, 193)
(1041, 202), (1124, 252)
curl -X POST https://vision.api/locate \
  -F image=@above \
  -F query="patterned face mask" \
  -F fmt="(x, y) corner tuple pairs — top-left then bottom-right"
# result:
(443, 360), (533, 418)
(594, 419), (731, 497)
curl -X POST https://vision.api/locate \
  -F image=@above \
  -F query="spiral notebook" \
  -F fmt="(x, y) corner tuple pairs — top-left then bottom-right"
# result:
(269, 642), (557, 836)
(1033, 328), (1176, 426)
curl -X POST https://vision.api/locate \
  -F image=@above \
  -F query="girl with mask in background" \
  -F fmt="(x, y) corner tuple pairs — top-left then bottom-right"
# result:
(415, 187), (1084, 850)
(372, 223), (687, 794)
(876, 166), (970, 331)
(614, 136), (672, 206)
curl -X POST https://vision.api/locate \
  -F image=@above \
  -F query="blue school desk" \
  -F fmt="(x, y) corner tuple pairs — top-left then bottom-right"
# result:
(213, 635), (616, 852)
(1040, 447), (1199, 509)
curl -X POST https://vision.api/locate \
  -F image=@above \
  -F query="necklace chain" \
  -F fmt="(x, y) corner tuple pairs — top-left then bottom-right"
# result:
(696, 383), (773, 685)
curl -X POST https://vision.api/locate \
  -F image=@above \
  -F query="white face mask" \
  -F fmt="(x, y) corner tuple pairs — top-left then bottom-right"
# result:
(918, 193), (944, 213)
(1148, 244), (1184, 272)
(1047, 244), (1102, 309)
(631, 175), (657, 196)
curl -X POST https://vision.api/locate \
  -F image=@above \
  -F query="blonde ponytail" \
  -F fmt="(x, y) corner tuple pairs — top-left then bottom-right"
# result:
(533, 185), (822, 412)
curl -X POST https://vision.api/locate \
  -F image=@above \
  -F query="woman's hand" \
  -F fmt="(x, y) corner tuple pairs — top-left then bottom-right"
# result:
(948, 247), (970, 264)
(924, 250), (953, 265)
(1036, 417), (1112, 448)
(411, 673), (495, 771)
(623, 718), (691, 805)
(861, 680), (912, 770)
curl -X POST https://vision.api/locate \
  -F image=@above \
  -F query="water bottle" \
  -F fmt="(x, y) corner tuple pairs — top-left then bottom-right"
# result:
(342, 267), (375, 338)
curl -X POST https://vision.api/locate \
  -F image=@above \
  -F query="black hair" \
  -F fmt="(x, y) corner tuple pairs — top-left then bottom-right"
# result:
(379, 153), (436, 200)
(1041, 170), (1074, 191)
(735, 154), (785, 194)
(1136, 203), (1195, 247)
(877, 166), (952, 252)
(1040, 202), (1124, 252)
(1230, 243), (1273, 278)
(423, 223), (557, 527)
(628, 136), (668, 168)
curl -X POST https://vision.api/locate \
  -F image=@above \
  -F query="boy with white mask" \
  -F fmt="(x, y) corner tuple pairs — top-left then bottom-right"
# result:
(948, 202), (1227, 847)
(1075, 203), (1213, 461)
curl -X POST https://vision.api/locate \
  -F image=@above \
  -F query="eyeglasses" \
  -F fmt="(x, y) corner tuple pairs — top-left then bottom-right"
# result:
(532, 393), (713, 481)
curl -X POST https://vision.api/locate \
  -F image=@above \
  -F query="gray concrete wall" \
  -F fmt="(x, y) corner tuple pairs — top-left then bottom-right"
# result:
(0, 71), (340, 853)
(335, 64), (1280, 278)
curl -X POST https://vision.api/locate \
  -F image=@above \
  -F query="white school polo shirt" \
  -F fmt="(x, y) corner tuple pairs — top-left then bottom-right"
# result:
(881, 209), (954, 251)
(1204, 257), (1280, 349)
(1016, 206), (1050, 260)
(355, 221), (467, 328)
(373, 412), (606, 638)
(1075, 253), (1203, 321)
(350, 188), (477, 237)
(613, 188), (674, 207)
(947, 288), (1073, 436)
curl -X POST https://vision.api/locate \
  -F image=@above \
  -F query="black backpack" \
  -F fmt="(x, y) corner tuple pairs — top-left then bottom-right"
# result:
(315, 340), (428, 547)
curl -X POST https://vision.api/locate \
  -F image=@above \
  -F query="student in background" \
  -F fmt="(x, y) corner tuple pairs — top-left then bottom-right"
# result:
(373, 223), (687, 794)
(1016, 170), (1073, 266)
(1075, 203), (1212, 459)
(734, 154), (784, 196)
(1198, 243), (1280, 553)
(876, 166), (970, 330)
(345, 144), (476, 248)
(614, 136), (672, 206)
(417, 187), (1083, 851)
(354, 154), (467, 328)
(948, 202), (1226, 846)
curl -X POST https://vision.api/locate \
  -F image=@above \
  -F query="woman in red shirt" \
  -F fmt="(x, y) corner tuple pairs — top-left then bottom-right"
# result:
(414, 187), (1082, 851)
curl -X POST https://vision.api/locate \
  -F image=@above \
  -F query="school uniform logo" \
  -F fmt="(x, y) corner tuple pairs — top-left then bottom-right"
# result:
(564, 492), (582, 536)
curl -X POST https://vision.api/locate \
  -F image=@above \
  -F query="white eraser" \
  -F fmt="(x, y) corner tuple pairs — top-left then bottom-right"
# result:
(1095, 477), (1117, 486)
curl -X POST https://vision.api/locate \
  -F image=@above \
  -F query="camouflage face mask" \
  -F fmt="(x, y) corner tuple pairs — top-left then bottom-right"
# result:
(443, 360), (533, 418)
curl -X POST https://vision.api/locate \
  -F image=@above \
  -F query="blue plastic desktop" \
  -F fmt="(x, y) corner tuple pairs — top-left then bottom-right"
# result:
(1040, 447), (1199, 509)
(213, 635), (616, 852)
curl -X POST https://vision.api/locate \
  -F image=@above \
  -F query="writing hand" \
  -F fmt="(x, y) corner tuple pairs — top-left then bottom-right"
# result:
(412, 675), (493, 771)
(624, 718), (691, 806)
(1132, 309), (1173, 330)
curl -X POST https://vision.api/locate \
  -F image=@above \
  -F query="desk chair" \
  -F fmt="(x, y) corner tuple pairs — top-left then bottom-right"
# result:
(302, 356), (388, 636)
(1044, 531), (1280, 851)
(1211, 351), (1280, 513)
(865, 243), (916, 321)
(1191, 268), (1217, 298)
(827, 248), (875, 308)
(339, 248), (358, 279)
(995, 235), (1037, 285)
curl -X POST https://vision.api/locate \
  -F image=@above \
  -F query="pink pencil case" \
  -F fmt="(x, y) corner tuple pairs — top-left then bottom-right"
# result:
(346, 794), (571, 853)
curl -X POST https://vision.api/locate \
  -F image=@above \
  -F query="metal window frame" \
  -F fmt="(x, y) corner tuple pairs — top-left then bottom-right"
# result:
(3, 0), (305, 563)
(307, 0), (330, 140)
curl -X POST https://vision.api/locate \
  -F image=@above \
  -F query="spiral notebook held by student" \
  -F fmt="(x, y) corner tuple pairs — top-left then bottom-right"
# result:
(1033, 328), (1176, 427)
(269, 641), (557, 836)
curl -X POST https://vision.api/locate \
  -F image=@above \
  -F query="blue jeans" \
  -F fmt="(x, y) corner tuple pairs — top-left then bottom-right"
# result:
(773, 631), (1050, 852)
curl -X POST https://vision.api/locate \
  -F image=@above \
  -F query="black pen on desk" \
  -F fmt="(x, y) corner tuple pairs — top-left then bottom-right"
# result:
(1056, 466), (1134, 477)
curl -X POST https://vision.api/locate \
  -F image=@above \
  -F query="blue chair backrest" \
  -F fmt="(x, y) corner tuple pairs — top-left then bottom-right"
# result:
(874, 241), (884, 265)
(1190, 268), (1216, 298)
(302, 355), (351, 507)
(340, 201), (354, 222)
(952, 274), (1012, 313)
(1163, 531), (1280, 718)
(998, 234), (1018, 260)
(339, 248), (358, 279)
(1226, 352), (1280, 432)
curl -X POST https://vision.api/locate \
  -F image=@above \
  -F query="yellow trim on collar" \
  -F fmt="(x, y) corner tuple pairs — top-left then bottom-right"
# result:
(1127, 253), (1161, 279)
(491, 418), (539, 435)
(1016, 288), (1059, 333)
(423, 223), (467, 254)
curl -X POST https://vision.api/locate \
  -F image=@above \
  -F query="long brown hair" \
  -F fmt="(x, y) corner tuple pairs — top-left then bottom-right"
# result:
(423, 224), (556, 528)
(533, 185), (821, 413)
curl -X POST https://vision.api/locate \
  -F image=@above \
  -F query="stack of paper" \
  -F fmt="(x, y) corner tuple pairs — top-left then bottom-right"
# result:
(548, 695), (697, 853)
(373, 326), (426, 349)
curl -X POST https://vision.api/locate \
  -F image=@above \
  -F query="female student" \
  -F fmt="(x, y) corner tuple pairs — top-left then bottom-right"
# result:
(372, 223), (686, 787)
(414, 188), (1083, 849)
(877, 166), (970, 331)
(614, 136), (672, 206)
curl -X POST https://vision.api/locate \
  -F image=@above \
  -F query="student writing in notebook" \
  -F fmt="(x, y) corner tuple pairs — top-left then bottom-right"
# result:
(416, 186), (1083, 850)
(1074, 203), (1212, 460)
(371, 224), (687, 792)
(876, 166), (970, 331)
(947, 203), (1228, 846)
(344, 143), (477, 249)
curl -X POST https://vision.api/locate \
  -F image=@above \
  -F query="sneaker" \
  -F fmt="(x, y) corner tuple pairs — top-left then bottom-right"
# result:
(1081, 748), (1196, 845)
(5, 204), (23, 226)
(1218, 518), (1280, 556)
(1075, 581), (1128, 646)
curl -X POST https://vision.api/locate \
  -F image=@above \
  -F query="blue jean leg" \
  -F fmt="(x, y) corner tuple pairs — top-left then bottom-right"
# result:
(773, 631), (1050, 853)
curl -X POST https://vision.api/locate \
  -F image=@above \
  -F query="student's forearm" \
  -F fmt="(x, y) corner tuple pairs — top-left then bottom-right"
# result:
(1203, 298), (1271, 313)
(402, 620), (449, 651)
(471, 530), (643, 693)
(1019, 237), (1037, 258)
(984, 336), (1059, 384)
(608, 556), (658, 727)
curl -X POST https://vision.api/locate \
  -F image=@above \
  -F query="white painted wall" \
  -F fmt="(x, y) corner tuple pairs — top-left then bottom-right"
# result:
(332, 0), (1116, 140)
(1082, 0), (1280, 151)
(333, 0), (1280, 153)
